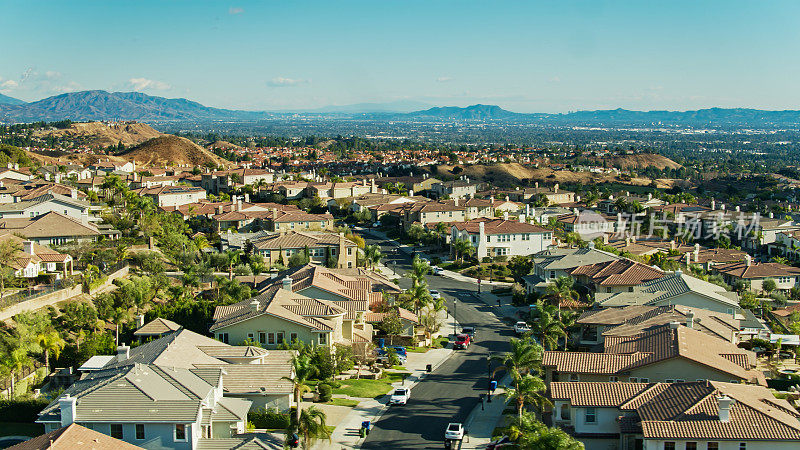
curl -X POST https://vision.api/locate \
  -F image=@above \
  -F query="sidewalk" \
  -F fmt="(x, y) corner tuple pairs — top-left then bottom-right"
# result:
(439, 269), (513, 288)
(314, 315), (458, 450)
(461, 374), (512, 449)
(471, 291), (527, 321)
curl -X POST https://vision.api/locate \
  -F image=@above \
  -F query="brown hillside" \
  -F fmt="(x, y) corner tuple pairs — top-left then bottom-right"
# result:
(119, 135), (231, 168)
(597, 153), (681, 170)
(428, 163), (680, 189)
(34, 121), (163, 148)
(207, 140), (242, 151)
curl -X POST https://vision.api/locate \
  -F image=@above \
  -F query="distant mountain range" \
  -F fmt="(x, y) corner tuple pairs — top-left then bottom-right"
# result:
(2, 90), (800, 128)
(0, 93), (25, 106)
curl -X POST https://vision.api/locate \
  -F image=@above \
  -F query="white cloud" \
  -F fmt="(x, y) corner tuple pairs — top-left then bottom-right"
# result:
(436, 76), (453, 83)
(128, 77), (172, 91)
(0, 80), (18, 90)
(267, 77), (310, 87)
(45, 71), (62, 79)
(229, 7), (244, 14)
(549, 76), (561, 83)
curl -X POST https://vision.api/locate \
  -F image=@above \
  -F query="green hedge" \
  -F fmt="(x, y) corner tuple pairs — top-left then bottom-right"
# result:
(0, 397), (50, 423)
(318, 384), (332, 402)
(248, 408), (291, 429)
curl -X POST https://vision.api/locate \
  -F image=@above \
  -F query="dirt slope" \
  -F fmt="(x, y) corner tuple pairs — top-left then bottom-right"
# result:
(34, 121), (163, 148)
(597, 153), (681, 170)
(119, 135), (231, 168)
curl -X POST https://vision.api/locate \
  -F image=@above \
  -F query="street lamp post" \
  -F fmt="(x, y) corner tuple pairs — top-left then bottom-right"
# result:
(453, 299), (457, 336)
(486, 354), (493, 403)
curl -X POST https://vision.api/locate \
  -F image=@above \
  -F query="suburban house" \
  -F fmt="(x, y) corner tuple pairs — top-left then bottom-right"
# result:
(490, 182), (575, 205)
(576, 305), (741, 348)
(0, 164), (35, 181)
(81, 325), (295, 412)
(201, 168), (275, 194)
(450, 217), (554, 259)
(0, 192), (91, 222)
(524, 247), (621, 294)
(306, 179), (380, 199)
(225, 231), (359, 268)
(568, 259), (664, 296)
(365, 308), (420, 342)
(37, 363), (251, 450)
(0, 233), (73, 279)
(375, 174), (440, 193)
(271, 264), (398, 310)
(90, 160), (136, 174)
(0, 212), (109, 245)
(132, 317), (183, 341)
(731, 214), (800, 252)
(430, 178), (480, 199)
(261, 210), (335, 232)
(542, 323), (765, 386)
(713, 255), (800, 293)
(8, 423), (145, 450)
(557, 211), (617, 239)
(210, 276), (372, 349)
(594, 270), (742, 316)
(135, 185), (208, 208)
(551, 381), (800, 450)
(398, 199), (495, 228)
(596, 192), (665, 214)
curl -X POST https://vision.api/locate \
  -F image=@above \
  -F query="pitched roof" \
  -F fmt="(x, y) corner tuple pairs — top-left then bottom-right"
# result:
(452, 218), (552, 235)
(193, 351), (294, 395)
(569, 259), (664, 286)
(267, 264), (387, 307)
(0, 212), (101, 238)
(133, 317), (182, 336)
(714, 261), (800, 279)
(103, 328), (231, 370)
(552, 381), (800, 441)
(596, 271), (740, 309)
(250, 231), (356, 251)
(7, 424), (144, 450)
(533, 247), (621, 271)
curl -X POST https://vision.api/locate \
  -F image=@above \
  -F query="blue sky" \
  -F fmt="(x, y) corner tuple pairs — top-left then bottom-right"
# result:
(1, 0), (799, 112)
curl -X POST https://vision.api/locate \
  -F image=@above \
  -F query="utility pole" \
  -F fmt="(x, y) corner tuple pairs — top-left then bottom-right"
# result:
(453, 298), (457, 336)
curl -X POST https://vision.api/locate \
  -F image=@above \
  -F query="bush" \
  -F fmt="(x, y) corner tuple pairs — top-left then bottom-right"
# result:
(482, 257), (492, 263)
(248, 408), (291, 429)
(0, 397), (50, 422)
(318, 384), (333, 402)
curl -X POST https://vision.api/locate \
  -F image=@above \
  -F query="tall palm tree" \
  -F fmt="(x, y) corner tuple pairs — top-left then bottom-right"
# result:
(363, 245), (382, 270)
(531, 305), (567, 350)
(282, 353), (320, 428)
(491, 336), (544, 379)
(409, 256), (430, 288)
(295, 406), (331, 449)
(452, 239), (473, 265)
(435, 222), (448, 250)
(408, 283), (433, 316)
(546, 276), (581, 312)
(504, 373), (551, 420)
(110, 307), (131, 345)
(37, 330), (65, 372)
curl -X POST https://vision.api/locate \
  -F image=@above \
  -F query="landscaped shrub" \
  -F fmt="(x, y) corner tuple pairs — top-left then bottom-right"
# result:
(248, 408), (291, 429)
(0, 397), (50, 422)
(318, 383), (333, 402)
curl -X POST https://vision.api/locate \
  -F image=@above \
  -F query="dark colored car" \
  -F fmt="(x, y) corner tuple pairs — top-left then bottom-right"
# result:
(454, 334), (471, 349)
(461, 327), (476, 341)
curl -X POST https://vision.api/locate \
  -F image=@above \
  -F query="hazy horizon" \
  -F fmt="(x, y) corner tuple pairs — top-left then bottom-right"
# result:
(2, 1), (799, 113)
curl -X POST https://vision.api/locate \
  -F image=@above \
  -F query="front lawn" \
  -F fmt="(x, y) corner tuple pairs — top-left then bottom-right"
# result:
(326, 398), (360, 407)
(332, 372), (410, 399)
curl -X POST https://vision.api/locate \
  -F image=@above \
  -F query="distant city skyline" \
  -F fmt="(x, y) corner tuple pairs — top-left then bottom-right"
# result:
(1, 0), (799, 113)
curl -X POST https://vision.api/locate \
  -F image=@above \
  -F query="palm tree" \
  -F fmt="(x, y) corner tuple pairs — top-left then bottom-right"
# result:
(546, 276), (581, 312)
(363, 245), (382, 270)
(408, 283), (433, 316)
(504, 373), (551, 420)
(491, 336), (544, 379)
(531, 304), (568, 350)
(435, 222), (448, 249)
(452, 239), (473, 265)
(37, 330), (65, 372)
(295, 405), (331, 449)
(1, 347), (30, 398)
(110, 307), (131, 345)
(282, 353), (320, 428)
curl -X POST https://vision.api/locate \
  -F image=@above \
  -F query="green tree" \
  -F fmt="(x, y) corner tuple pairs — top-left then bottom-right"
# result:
(1, 347), (30, 398)
(282, 353), (320, 428)
(491, 336), (544, 380)
(763, 278), (777, 294)
(378, 310), (404, 345)
(363, 245), (382, 270)
(291, 405), (332, 450)
(37, 330), (65, 372)
(508, 256), (533, 282)
(546, 276), (581, 311)
(0, 239), (22, 295)
(504, 373), (551, 420)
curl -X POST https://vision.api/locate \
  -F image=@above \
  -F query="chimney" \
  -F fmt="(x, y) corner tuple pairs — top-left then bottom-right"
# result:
(717, 395), (735, 422)
(670, 239), (676, 251)
(23, 241), (34, 255)
(70, 188), (78, 199)
(720, 204), (725, 211)
(505, 195), (509, 202)
(135, 314), (145, 328)
(217, 205), (224, 215)
(244, 193), (250, 203)
(282, 276), (293, 291)
(694, 243), (700, 263)
(669, 321), (681, 329)
(250, 299), (260, 311)
(237, 199), (242, 211)
(454, 198), (459, 207)
(503, 211), (509, 221)
(478, 221), (485, 237)
(408, 189), (414, 197)
(686, 309), (695, 329)
(232, 195), (238, 205)
(362, 179), (367, 186)
(525, 204), (530, 215)
(685, 253), (691, 265)
(745, 254), (752, 267)
(490, 197), (495, 204)
(13, 163), (18, 170)
(554, 183), (559, 193)
(625, 191), (630, 197)
(647, 192), (653, 201)
(116, 344), (130, 362)
(711, 198), (716, 210)
(535, 181), (539, 189)
(769, 212), (774, 219)
(519, 214), (525, 223)
(59, 394), (77, 426)
(735, 205), (740, 212)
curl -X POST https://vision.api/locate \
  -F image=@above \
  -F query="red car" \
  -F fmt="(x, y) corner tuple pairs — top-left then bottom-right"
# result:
(454, 333), (471, 349)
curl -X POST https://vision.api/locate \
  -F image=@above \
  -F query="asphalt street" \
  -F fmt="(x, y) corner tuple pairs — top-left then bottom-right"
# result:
(359, 232), (513, 449)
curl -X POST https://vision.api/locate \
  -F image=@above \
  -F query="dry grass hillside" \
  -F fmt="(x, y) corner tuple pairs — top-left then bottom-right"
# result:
(428, 162), (680, 189)
(207, 140), (242, 151)
(595, 153), (682, 170)
(119, 135), (231, 168)
(34, 121), (163, 148)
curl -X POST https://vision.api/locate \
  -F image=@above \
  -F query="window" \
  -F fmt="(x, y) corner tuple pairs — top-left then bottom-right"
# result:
(217, 333), (229, 344)
(258, 332), (266, 345)
(174, 424), (187, 442)
(110, 424), (123, 439)
(629, 377), (638, 382)
(606, 287), (613, 293)
(135, 424), (145, 440)
(628, 286), (634, 292)
(707, 444), (719, 450)
(584, 407), (596, 424)
(276, 332), (285, 344)
(319, 333), (327, 345)
(247, 332), (255, 341)
(639, 378), (649, 383)
(663, 443), (675, 450)
(738, 444), (746, 450)
(568, 374), (579, 381)
(665, 379), (675, 383)
(609, 376), (619, 382)
(560, 404), (571, 420)
(347, 247), (353, 256)
(550, 271), (556, 279)
(685, 443), (697, 450)
(676, 379), (685, 382)
(267, 333), (275, 345)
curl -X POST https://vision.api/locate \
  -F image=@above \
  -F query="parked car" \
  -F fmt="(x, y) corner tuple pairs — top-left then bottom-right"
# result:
(514, 321), (531, 335)
(486, 436), (511, 449)
(461, 327), (476, 341)
(376, 348), (407, 365)
(431, 266), (444, 275)
(445, 423), (465, 440)
(372, 222), (381, 228)
(454, 334), (471, 349)
(389, 388), (410, 405)
(430, 290), (442, 299)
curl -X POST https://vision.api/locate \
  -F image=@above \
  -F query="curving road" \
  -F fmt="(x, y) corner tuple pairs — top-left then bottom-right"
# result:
(359, 232), (512, 449)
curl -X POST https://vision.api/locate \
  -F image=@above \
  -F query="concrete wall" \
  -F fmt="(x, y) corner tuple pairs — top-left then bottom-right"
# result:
(0, 265), (129, 321)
